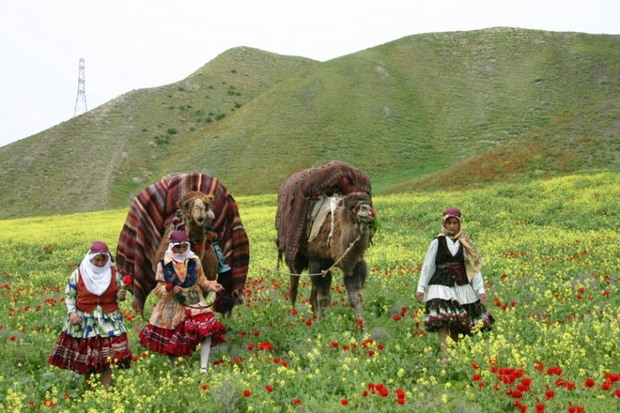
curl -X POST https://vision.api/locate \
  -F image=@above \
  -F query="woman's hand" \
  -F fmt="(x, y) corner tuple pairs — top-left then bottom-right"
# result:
(203, 281), (224, 293)
(69, 311), (81, 325)
(117, 290), (127, 301)
(415, 292), (425, 303)
(479, 293), (487, 305)
(173, 285), (184, 295)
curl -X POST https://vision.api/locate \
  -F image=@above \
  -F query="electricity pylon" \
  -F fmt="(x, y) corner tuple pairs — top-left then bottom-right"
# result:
(73, 58), (87, 116)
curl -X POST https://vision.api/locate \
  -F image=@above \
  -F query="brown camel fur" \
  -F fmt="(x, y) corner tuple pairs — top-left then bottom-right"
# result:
(288, 192), (376, 323)
(154, 191), (219, 280)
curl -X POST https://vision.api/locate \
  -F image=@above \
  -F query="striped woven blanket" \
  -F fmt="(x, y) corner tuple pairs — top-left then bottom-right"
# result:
(116, 172), (250, 313)
(275, 160), (372, 273)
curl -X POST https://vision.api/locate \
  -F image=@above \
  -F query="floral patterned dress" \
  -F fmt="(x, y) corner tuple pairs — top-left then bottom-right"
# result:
(139, 256), (226, 356)
(48, 268), (132, 374)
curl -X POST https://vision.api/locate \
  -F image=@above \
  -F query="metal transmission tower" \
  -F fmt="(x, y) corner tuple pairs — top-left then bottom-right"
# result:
(73, 58), (87, 116)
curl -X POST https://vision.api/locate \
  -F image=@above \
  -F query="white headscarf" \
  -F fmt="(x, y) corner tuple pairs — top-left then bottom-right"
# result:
(164, 242), (198, 264)
(79, 251), (113, 296)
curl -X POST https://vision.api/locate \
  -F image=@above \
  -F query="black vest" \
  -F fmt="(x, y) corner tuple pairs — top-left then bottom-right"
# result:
(428, 236), (468, 286)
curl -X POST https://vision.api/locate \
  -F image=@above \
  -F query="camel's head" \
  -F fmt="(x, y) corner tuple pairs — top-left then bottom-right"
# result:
(344, 192), (376, 224)
(179, 191), (216, 226)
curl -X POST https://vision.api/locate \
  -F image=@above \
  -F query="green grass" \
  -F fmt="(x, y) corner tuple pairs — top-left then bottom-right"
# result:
(1, 172), (619, 411)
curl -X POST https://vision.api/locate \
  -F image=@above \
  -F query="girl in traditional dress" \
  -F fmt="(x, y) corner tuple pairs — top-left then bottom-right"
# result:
(48, 241), (132, 390)
(415, 208), (494, 361)
(139, 230), (226, 373)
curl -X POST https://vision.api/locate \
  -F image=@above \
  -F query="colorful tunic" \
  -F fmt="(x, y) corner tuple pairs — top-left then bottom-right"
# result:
(417, 235), (494, 334)
(48, 268), (132, 374)
(139, 256), (226, 356)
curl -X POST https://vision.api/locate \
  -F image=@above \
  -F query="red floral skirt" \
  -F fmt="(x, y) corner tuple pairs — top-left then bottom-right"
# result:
(139, 312), (226, 356)
(48, 333), (132, 374)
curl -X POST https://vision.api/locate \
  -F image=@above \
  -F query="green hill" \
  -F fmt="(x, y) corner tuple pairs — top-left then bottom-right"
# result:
(1, 28), (618, 219)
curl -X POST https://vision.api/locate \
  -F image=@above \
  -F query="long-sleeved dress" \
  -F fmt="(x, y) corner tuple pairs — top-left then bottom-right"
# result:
(417, 235), (494, 334)
(48, 268), (132, 374)
(139, 255), (226, 356)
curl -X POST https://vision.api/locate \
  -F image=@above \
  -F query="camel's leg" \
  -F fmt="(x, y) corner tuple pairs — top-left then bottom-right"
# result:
(309, 260), (332, 319)
(289, 273), (300, 307)
(344, 260), (368, 323)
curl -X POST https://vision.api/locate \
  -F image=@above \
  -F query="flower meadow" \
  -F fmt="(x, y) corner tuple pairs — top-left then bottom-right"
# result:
(1, 172), (619, 413)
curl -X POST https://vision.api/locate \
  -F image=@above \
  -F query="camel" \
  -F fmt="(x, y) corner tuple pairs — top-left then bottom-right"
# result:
(116, 172), (250, 318)
(275, 161), (376, 324)
(154, 191), (219, 281)
(288, 192), (376, 322)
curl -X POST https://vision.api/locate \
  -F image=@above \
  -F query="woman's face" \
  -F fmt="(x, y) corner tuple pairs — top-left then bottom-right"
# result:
(444, 217), (460, 235)
(172, 243), (189, 253)
(90, 254), (108, 268)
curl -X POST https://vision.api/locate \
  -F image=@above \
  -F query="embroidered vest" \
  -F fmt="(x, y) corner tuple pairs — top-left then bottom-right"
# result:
(162, 258), (198, 287)
(428, 236), (468, 286)
(76, 268), (119, 313)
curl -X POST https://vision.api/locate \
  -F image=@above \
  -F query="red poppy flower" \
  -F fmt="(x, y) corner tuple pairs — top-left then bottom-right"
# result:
(330, 341), (339, 348)
(584, 378), (595, 388)
(340, 399), (348, 406)
(165, 283), (173, 292)
(535, 403), (545, 412)
(361, 390), (369, 397)
(292, 398), (302, 405)
(122, 275), (133, 288)
(605, 373), (620, 382)
(202, 384), (208, 391)
(397, 398), (405, 405)
(395, 388), (405, 399)
(265, 385), (274, 393)
(243, 390), (251, 397)
(258, 342), (273, 351)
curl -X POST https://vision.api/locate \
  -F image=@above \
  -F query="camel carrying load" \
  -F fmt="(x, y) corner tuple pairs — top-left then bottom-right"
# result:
(116, 172), (250, 317)
(275, 160), (376, 325)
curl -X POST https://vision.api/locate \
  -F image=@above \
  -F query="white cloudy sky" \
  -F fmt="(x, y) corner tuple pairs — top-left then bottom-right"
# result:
(0, 0), (617, 147)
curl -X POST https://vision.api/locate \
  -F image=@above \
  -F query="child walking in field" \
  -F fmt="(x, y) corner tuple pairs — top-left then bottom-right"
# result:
(48, 241), (132, 391)
(139, 231), (226, 373)
(415, 208), (494, 361)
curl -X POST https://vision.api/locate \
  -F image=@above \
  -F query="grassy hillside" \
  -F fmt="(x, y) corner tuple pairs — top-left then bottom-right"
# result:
(0, 28), (618, 219)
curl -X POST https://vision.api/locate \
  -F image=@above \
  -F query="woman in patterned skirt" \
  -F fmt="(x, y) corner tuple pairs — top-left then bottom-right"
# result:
(415, 208), (494, 361)
(48, 241), (132, 390)
(139, 230), (226, 373)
